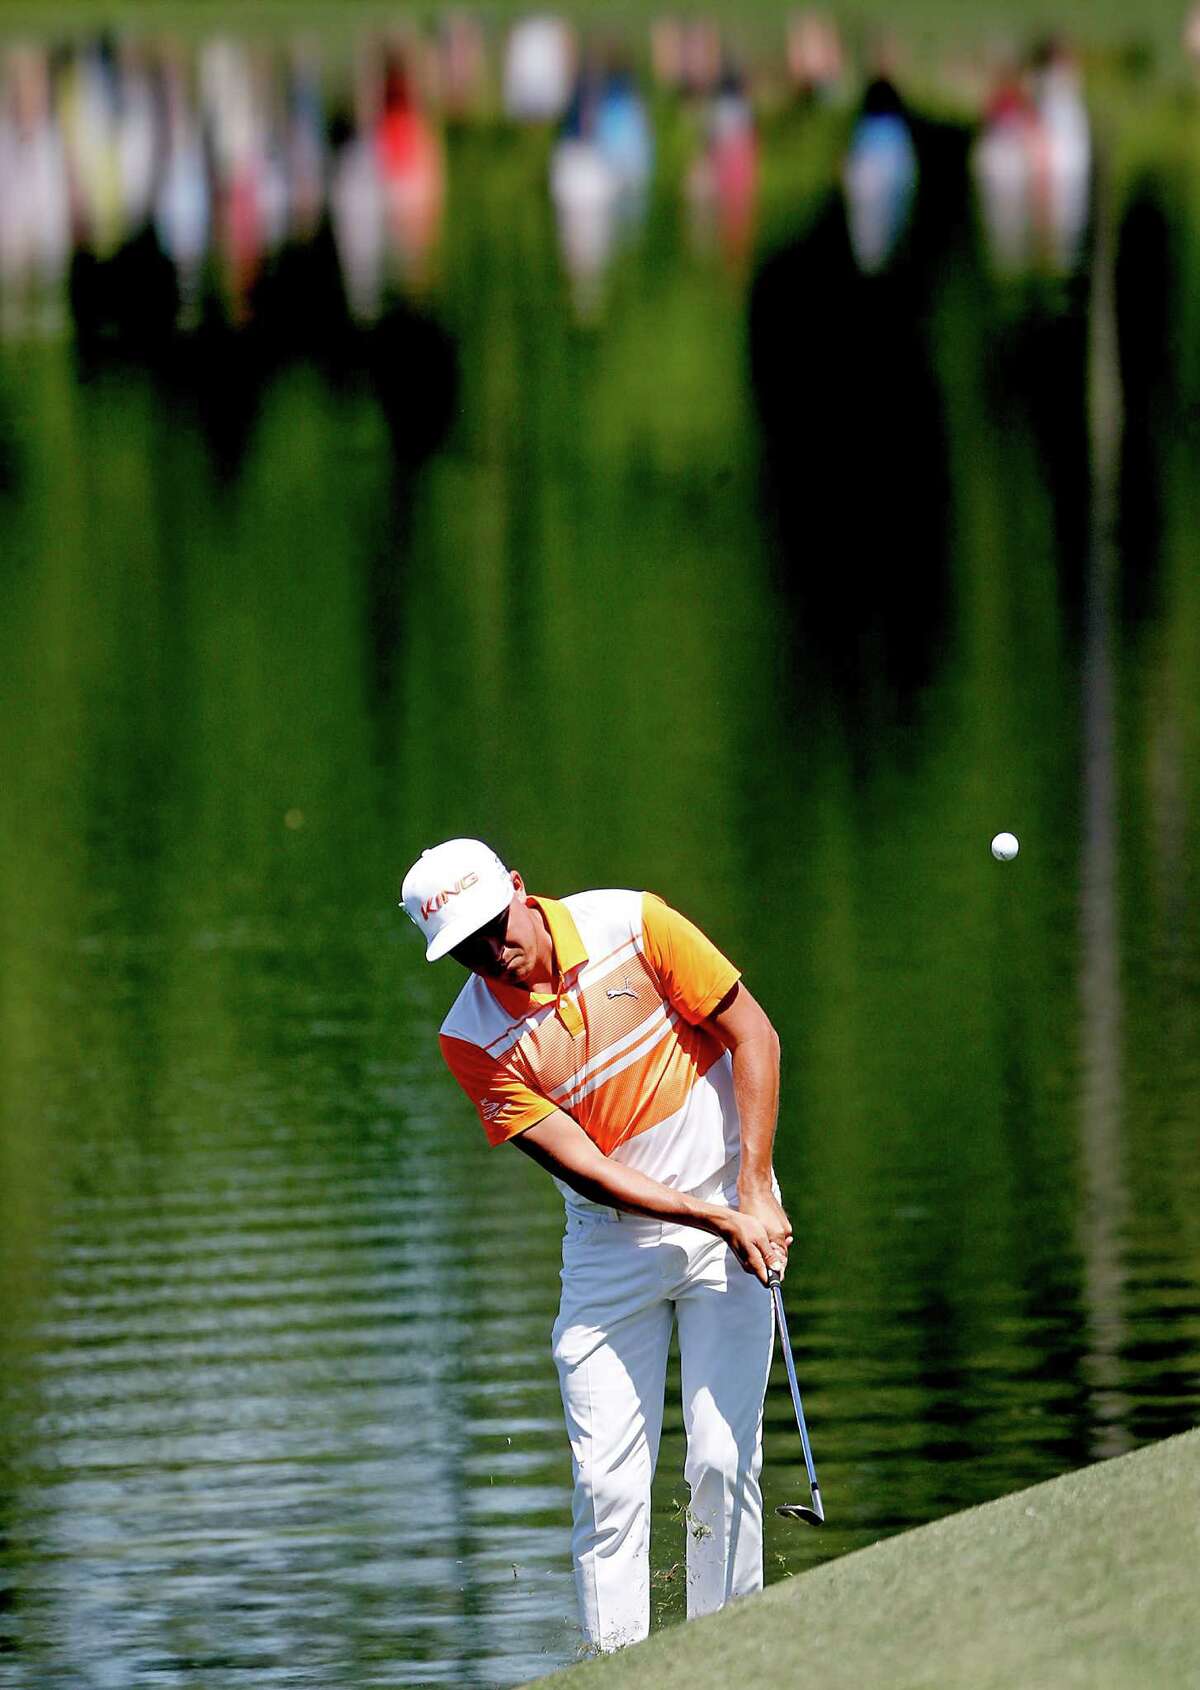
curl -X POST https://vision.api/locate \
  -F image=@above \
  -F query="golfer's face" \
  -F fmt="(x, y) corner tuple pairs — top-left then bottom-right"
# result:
(450, 897), (530, 985)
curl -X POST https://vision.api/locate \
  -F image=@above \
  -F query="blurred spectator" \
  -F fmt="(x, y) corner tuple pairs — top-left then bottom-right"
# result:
(786, 12), (844, 103)
(551, 50), (652, 316)
(328, 44), (444, 323)
(0, 44), (70, 334)
(154, 43), (210, 322)
(438, 12), (489, 121)
(1031, 39), (1090, 273)
(973, 67), (1039, 274)
(503, 14), (574, 122)
(1184, 4), (1200, 71)
(115, 39), (158, 236)
(594, 54), (653, 210)
(58, 39), (124, 261)
(650, 17), (685, 91)
(550, 132), (617, 317)
(842, 77), (918, 274)
(200, 38), (288, 322)
(687, 65), (758, 270)
(376, 50), (445, 290)
(973, 41), (1090, 278)
(329, 110), (385, 324)
(651, 16), (722, 98)
(284, 42), (327, 245)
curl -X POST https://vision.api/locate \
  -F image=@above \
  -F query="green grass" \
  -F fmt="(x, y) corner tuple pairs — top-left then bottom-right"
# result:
(0, 0), (1194, 71)
(534, 1430), (1200, 1689)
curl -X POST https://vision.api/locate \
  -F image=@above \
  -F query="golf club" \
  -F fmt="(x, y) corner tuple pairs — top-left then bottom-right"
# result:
(768, 1265), (824, 1525)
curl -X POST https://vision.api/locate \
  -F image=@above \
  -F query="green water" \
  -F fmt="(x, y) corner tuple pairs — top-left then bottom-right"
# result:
(1, 119), (1199, 1689)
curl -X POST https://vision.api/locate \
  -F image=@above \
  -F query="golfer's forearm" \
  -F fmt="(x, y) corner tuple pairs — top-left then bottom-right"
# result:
(514, 1114), (729, 1236)
(562, 1162), (728, 1233)
(706, 985), (782, 1196)
(730, 1030), (781, 1194)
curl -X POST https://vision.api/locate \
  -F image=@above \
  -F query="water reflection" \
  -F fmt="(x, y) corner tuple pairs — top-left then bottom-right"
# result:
(551, 50), (653, 318)
(972, 41), (1091, 280)
(1115, 172), (1175, 632)
(1, 20), (1200, 1690)
(685, 68), (759, 273)
(1074, 166), (1130, 1461)
(0, 18), (1107, 352)
(843, 78), (918, 276)
(748, 109), (969, 713)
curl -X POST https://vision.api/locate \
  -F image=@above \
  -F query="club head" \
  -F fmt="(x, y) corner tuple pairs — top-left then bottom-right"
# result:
(775, 1502), (824, 1527)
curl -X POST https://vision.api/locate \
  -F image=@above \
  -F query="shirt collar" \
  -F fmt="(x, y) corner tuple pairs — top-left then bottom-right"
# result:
(528, 895), (587, 977)
(484, 894), (588, 1014)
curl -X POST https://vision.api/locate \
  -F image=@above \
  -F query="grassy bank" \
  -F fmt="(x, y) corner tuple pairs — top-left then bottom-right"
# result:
(534, 1429), (1200, 1688)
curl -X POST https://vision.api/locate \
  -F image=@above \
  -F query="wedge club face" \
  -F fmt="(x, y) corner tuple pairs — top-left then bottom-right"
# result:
(776, 1496), (824, 1527)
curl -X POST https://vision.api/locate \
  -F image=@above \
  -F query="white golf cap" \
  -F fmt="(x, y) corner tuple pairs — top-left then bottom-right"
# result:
(400, 838), (514, 962)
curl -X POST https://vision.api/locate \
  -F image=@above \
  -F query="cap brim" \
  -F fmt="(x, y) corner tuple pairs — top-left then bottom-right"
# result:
(424, 885), (512, 962)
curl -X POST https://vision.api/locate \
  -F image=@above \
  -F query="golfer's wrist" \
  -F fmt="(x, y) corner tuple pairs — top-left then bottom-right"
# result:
(695, 1201), (736, 1240)
(673, 1193), (722, 1232)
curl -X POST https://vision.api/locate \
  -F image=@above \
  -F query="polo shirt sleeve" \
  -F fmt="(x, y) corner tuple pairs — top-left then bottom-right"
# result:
(439, 1034), (558, 1147)
(641, 892), (741, 1025)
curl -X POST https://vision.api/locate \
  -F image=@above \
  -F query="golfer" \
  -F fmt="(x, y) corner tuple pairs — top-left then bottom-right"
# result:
(401, 838), (791, 1651)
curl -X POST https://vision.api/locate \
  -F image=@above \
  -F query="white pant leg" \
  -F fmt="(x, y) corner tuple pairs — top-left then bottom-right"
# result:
(674, 1231), (774, 1618)
(552, 1220), (680, 1651)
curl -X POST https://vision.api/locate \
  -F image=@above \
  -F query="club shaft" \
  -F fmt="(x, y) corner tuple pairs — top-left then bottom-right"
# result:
(770, 1277), (821, 1501)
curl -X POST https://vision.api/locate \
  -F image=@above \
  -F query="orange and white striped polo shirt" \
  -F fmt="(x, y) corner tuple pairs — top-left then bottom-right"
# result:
(439, 890), (744, 1210)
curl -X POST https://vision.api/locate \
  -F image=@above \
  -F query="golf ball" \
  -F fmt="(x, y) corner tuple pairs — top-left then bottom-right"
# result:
(991, 832), (1019, 862)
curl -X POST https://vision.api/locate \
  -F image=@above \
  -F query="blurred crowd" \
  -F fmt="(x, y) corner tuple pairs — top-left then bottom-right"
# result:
(0, 13), (1099, 342)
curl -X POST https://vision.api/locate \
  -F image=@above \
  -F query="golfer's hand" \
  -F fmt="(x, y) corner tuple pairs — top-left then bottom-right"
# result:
(738, 1188), (792, 1275)
(717, 1210), (780, 1284)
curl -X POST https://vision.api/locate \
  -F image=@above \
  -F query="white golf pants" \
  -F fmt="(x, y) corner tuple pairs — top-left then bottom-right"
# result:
(552, 1209), (774, 1651)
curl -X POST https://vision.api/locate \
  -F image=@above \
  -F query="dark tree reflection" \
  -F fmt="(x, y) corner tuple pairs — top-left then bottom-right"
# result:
(749, 111), (972, 727)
